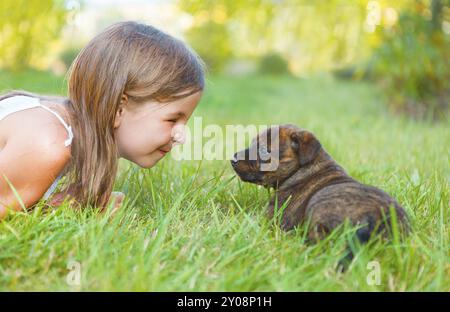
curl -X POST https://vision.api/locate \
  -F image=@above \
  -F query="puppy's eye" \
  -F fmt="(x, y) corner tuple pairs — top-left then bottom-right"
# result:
(259, 147), (271, 160)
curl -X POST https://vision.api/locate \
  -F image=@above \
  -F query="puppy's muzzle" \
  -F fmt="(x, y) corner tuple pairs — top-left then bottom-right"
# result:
(231, 151), (262, 183)
(231, 150), (256, 168)
(231, 152), (239, 166)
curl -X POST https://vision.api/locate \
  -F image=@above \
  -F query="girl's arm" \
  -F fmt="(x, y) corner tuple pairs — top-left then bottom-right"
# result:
(0, 135), (71, 220)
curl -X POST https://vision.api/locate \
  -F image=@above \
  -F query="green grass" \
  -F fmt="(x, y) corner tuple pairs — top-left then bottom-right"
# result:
(0, 69), (68, 95)
(0, 70), (449, 291)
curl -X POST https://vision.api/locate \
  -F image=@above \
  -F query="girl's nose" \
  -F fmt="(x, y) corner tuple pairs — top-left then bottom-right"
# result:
(172, 124), (186, 145)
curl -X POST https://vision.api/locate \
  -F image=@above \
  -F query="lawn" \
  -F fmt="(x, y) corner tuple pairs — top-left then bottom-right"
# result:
(0, 70), (448, 291)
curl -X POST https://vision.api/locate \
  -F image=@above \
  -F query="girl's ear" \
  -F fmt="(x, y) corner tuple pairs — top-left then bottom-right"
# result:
(114, 94), (128, 129)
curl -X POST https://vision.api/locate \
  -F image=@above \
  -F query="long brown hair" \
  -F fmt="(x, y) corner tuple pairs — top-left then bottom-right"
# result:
(1, 21), (205, 209)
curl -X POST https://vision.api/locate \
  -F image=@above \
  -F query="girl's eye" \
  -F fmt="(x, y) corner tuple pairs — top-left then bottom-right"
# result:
(167, 119), (177, 123)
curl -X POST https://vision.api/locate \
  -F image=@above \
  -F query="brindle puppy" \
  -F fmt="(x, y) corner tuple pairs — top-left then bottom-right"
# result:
(231, 124), (409, 266)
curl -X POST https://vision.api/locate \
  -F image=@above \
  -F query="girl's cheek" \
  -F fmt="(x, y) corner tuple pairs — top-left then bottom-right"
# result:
(152, 121), (173, 144)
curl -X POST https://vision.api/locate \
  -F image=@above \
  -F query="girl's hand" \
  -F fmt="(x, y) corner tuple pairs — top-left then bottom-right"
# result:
(47, 185), (77, 207)
(107, 191), (125, 216)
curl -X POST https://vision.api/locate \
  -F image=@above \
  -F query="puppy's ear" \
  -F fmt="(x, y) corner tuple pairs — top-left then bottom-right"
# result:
(290, 130), (322, 166)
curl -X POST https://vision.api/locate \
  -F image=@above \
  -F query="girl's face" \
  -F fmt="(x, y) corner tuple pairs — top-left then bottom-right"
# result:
(113, 91), (202, 168)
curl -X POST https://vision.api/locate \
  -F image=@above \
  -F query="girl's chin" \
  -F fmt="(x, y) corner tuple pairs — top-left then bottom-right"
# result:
(143, 151), (167, 168)
(138, 160), (157, 169)
(128, 150), (168, 169)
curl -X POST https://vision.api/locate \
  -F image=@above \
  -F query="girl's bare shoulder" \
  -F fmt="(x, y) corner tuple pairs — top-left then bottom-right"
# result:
(0, 100), (72, 156)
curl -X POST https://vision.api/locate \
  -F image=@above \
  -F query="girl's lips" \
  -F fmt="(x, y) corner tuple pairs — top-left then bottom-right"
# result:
(158, 149), (170, 155)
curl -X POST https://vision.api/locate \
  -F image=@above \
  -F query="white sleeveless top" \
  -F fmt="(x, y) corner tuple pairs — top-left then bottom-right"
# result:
(0, 95), (74, 200)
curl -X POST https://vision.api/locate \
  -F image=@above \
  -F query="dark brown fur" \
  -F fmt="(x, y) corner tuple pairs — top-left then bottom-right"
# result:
(231, 124), (409, 244)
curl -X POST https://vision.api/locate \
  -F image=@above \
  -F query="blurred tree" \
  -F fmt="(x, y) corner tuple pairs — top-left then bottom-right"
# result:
(60, 45), (81, 70)
(178, 0), (415, 74)
(179, 0), (276, 73)
(185, 21), (233, 73)
(258, 52), (291, 75)
(370, 0), (449, 120)
(431, 0), (444, 30)
(0, 0), (72, 72)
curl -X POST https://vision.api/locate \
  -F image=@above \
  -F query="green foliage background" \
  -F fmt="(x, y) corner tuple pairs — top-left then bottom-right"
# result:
(370, 1), (450, 119)
(0, 0), (71, 72)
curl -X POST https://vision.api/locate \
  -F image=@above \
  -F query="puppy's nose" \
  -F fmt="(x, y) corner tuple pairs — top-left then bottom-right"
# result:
(231, 152), (239, 164)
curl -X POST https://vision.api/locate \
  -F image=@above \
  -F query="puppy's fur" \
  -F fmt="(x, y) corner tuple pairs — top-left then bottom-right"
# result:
(231, 124), (409, 265)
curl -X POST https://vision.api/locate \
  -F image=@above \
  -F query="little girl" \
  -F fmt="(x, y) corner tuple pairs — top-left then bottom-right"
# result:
(0, 21), (205, 219)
